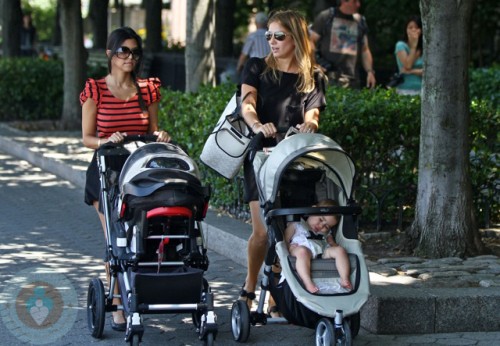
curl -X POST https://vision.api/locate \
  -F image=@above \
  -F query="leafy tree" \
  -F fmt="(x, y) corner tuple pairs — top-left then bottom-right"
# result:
(1, 0), (22, 57)
(59, 0), (86, 130)
(408, 0), (484, 257)
(215, 0), (236, 57)
(144, 0), (162, 52)
(88, 0), (109, 49)
(21, 0), (57, 43)
(185, 0), (216, 92)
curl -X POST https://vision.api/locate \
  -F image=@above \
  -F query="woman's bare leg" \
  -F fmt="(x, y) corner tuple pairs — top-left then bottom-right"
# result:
(93, 201), (125, 323)
(242, 201), (268, 304)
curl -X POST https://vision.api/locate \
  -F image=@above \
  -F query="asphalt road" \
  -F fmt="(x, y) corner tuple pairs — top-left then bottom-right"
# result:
(1, 149), (499, 346)
(0, 150), (317, 345)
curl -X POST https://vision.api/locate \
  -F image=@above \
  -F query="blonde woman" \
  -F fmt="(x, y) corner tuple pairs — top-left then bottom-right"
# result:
(239, 9), (327, 316)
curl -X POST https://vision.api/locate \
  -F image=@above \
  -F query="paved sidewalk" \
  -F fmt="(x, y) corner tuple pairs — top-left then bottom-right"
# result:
(0, 122), (499, 343)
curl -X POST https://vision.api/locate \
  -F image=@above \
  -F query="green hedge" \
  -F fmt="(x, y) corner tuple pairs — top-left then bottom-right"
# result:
(0, 58), (107, 121)
(158, 84), (498, 229)
(0, 58), (497, 228)
(0, 58), (63, 121)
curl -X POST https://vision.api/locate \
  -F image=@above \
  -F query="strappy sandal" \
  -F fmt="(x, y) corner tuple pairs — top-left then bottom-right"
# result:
(110, 312), (127, 331)
(239, 284), (256, 309)
(267, 305), (283, 318)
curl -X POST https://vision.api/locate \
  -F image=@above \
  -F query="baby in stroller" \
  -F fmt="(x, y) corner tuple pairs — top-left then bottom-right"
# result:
(285, 199), (352, 293)
(231, 132), (370, 345)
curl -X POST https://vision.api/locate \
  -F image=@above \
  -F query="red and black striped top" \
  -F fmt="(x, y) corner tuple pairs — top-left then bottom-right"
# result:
(80, 77), (161, 138)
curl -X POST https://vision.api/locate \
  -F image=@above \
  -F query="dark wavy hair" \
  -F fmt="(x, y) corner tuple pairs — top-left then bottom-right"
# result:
(106, 27), (147, 111)
(106, 26), (143, 75)
(403, 16), (423, 53)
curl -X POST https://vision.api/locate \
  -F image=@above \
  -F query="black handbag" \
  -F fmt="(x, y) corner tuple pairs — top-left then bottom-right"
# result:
(387, 72), (404, 88)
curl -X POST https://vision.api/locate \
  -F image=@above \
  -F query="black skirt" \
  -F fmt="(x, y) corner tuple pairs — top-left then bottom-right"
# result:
(84, 151), (100, 206)
(243, 154), (259, 203)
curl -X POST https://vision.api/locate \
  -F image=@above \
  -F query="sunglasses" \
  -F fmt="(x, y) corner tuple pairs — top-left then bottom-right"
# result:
(265, 31), (288, 41)
(115, 46), (142, 60)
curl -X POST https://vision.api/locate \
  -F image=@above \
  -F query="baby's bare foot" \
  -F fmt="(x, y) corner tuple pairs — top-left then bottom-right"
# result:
(340, 278), (352, 290)
(305, 283), (319, 293)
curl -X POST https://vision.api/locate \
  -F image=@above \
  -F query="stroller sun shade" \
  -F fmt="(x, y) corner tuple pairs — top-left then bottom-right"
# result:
(256, 133), (356, 205)
(119, 142), (200, 190)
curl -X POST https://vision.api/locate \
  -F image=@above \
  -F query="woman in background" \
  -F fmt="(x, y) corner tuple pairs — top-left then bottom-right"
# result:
(394, 16), (423, 95)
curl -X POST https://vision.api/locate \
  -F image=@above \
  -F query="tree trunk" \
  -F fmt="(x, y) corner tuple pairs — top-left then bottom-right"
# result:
(1, 0), (22, 57)
(144, 0), (163, 52)
(59, 0), (86, 130)
(408, 0), (484, 258)
(89, 0), (109, 49)
(185, 0), (216, 93)
(52, 1), (62, 46)
(215, 0), (236, 57)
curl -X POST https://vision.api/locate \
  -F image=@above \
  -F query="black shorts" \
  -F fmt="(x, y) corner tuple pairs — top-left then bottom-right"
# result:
(84, 151), (101, 209)
(243, 155), (259, 203)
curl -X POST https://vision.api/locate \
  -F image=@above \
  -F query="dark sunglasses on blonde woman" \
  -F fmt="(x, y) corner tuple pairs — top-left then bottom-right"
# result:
(265, 31), (288, 41)
(115, 46), (142, 60)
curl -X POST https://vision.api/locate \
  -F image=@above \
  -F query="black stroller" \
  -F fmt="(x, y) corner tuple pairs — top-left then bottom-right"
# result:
(86, 135), (217, 345)
(230, 132), (370, 345)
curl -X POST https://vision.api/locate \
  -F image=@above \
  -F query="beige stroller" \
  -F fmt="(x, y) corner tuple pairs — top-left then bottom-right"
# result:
(230, 132), (370, 345)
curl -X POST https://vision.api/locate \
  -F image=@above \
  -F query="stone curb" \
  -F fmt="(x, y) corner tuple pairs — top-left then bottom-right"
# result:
(1, 125), (499, 335)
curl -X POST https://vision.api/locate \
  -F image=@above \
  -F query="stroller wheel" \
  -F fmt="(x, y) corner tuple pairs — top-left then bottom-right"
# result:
(87, 278), (106, 339)
(203, 332), (214, 346)
(193, 279), (211, 328)
(315, 317), (352, 346)
(348, 312), (360, 338)
(231, 300), (250, 342)
(192, 311), (202, 328)
(128, 333), (140, 346)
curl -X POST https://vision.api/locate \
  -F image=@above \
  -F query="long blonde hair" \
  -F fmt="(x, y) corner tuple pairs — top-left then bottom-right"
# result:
(265, 10), (316, 93)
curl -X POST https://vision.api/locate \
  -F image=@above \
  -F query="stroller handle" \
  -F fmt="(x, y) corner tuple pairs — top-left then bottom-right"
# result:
(99, 134), (159, 149)
(247, 126), (292, 162)
(266, 205), (362, 220)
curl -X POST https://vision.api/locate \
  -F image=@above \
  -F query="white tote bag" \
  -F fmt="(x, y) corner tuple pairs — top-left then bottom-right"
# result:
(200, 92), (252, 179)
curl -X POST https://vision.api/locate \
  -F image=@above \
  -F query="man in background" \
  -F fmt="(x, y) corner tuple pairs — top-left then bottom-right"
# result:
(310, 0), (376, 88)
(236, 12), (271, 75)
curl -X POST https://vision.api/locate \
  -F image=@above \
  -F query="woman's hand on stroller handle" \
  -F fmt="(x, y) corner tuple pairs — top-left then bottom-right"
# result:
(296, 121), (318, 133)
(153, 130), (171, 143)
(98, 133), (170, 149)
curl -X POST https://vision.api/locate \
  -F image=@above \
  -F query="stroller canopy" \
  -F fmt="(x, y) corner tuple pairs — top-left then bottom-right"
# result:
(119, 142), (200, 191)
(256, 133), (356, 205)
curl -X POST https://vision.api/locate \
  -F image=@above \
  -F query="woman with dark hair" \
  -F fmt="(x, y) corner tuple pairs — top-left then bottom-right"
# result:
(394, 16), (423, 95)
(80, 27), (170, 331)
(239, 9), (326, 317)
(20, 12), (37, 57)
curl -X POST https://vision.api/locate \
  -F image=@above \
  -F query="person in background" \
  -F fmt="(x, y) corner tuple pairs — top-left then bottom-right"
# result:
(285, 199), (352, 293)
(80, 27), (170, 332)
(239, 9), (326, 317)
(20, 12), (37, 57)
(236, 12), (271, 76)
(310, 0), (376, 89)
(395, 16), (423, 95)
